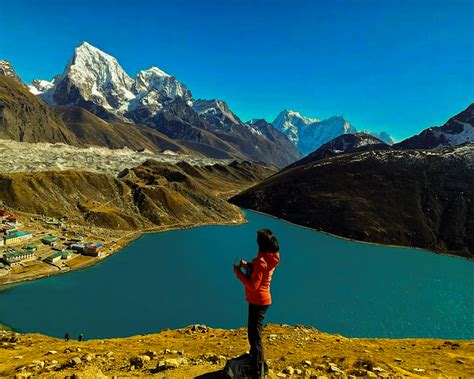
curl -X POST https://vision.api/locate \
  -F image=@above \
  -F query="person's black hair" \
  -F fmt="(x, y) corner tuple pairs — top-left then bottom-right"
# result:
(257, 229), (279, 253)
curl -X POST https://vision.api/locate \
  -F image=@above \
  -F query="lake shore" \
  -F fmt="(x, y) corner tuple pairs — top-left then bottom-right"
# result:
(0, 208), (246, 286)
(1, 324), (473, 377)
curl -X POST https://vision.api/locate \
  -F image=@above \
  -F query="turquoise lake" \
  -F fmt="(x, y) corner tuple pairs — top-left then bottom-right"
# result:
(0, 210), (473, 339)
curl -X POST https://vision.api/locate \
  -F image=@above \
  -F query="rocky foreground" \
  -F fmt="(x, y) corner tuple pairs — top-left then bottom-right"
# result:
(1, 325), (473, 378)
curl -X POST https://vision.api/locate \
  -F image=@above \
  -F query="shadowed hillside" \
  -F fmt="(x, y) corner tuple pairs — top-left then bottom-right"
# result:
(231, 144), (474, 258)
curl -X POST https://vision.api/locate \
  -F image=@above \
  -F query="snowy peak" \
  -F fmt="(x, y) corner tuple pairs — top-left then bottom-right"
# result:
(395, 103), (474, 149)
(29, 41), (191, 118)
(272, 108), (396, 155)
(61, 41), (135, 110)
(272, 109), (356, 155)
(0, 60), (23, 84)
(193, 99), (243, 127)
(28, 79), (55, 95)
(131, 67), (192, 114)
(272, 109), (319, 144)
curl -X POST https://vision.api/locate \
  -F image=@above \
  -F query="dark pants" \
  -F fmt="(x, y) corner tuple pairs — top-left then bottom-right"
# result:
(248, 303), (269, 377)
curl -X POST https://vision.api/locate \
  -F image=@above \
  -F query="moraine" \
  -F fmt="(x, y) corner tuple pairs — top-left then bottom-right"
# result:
(0, 210), (473, 339)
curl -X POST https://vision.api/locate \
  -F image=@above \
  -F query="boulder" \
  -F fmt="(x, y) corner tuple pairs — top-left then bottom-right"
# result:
(130, 355), (151, 368)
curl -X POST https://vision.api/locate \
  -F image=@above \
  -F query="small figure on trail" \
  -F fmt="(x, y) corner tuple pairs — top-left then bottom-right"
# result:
(64, 332), (70, 342)
(78, 333), (84, 342)
(233, 229), (280, 379)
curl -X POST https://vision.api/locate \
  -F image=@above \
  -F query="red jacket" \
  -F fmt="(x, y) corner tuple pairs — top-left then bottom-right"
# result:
(236, 251), (280, 306)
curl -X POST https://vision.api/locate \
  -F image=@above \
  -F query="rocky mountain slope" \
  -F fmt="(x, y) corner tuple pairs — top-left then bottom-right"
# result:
(0, 60), (23, 84)
(0, 159), (275, 231)
(26, 42), (301, 166)
(287, 133), (391, 169)
(0, 76), (79, 144)
(1, 325), (472, 378)
(231, 144), (474, 258)
(272, 109), (393, 155)
(395, 103), (474, 149)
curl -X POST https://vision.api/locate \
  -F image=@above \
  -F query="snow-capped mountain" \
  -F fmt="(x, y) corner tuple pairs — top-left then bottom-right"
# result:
(0, 60), (23, 84)
(29, 42), (191, 120)
(287, 132), (391, 169)
(272, 109), (394, 155)
(271, 109), (319, 145)
(193, 99), (244, 128)
(360, 130), (395, 145)
(395, 103), (474, 149)
(272, 109), (356, 155)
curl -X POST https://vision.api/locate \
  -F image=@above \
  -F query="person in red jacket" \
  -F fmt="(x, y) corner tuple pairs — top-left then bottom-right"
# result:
(233, 228), (280, 378)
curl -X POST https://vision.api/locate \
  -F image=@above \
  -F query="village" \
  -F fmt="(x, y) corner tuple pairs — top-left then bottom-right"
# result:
(0, 206), (137, 284)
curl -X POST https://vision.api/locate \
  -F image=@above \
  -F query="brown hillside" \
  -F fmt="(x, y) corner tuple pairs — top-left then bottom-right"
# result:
(0, 160), (276, 231)
(0, 76), (78, 144)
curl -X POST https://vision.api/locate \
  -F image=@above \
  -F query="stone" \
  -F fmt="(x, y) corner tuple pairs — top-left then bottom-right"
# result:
(130, 355), (151, 368)
(156, 358), (185, 371)
(83, 353), (94, 362)
(31, 360), (45, 369)
(328, 364), (343, 373)
(413, 368), (425, 373)
(202, 353), (220, 363)
(303, 360), (312, 366)
(67, 357), (82, 367)
(283, 366), (294, 375)
(394, 358), (403, 362)
(295, 368), (303, 375)
(366, 372), (378, 378)
(106, 352), (114, 358)
(269, 334), (278, 339)
(144, 350), (158, 359)
(456, 359), (466, 364)
(276, 373), (287, 378)
(14, 356), (23, 359)
(373, 367), (384, 372)
(46, 350), (57, 355)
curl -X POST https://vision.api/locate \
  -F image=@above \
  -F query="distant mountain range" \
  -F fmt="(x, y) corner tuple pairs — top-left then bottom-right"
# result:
(271, 109), (394, 155)
(0, 42), (473, 169)
(22, 42), (301, 167)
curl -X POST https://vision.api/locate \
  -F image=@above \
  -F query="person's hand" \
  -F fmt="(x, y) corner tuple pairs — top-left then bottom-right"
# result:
(233, 265), (240, 275)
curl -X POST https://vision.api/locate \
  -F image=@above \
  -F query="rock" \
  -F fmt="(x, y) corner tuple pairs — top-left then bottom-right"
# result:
(106, 352), (114, 358)
(144, 350), (158, 359)
(283, 366), (294, 375)
(83, 353), (94, 362)
(303, 360), (312, 366)
(373, 367), (384, 372)
(366, 372), (378, 378)
(67, 357), (82, 367)
(46, 350), (57, 355)
(456, 359), (466, 364)
(276, 373), (287, 378)
(328, 364), (343, 373)
(413, 368), (425, 373)
(269, 334), (278, 339)
(76, 347), (81, 352)
(31, 360), (45, 369)
(394, 358), (403, 362)
(202, 353), (220, 363)
(130, 355), (151, 368)
(14, 356), (23, 359)
(295, 368), (303, 375)
(156, 358), (185, 371)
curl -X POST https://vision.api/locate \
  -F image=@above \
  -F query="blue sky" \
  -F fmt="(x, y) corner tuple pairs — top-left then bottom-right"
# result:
(1, 0), (472, 140)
